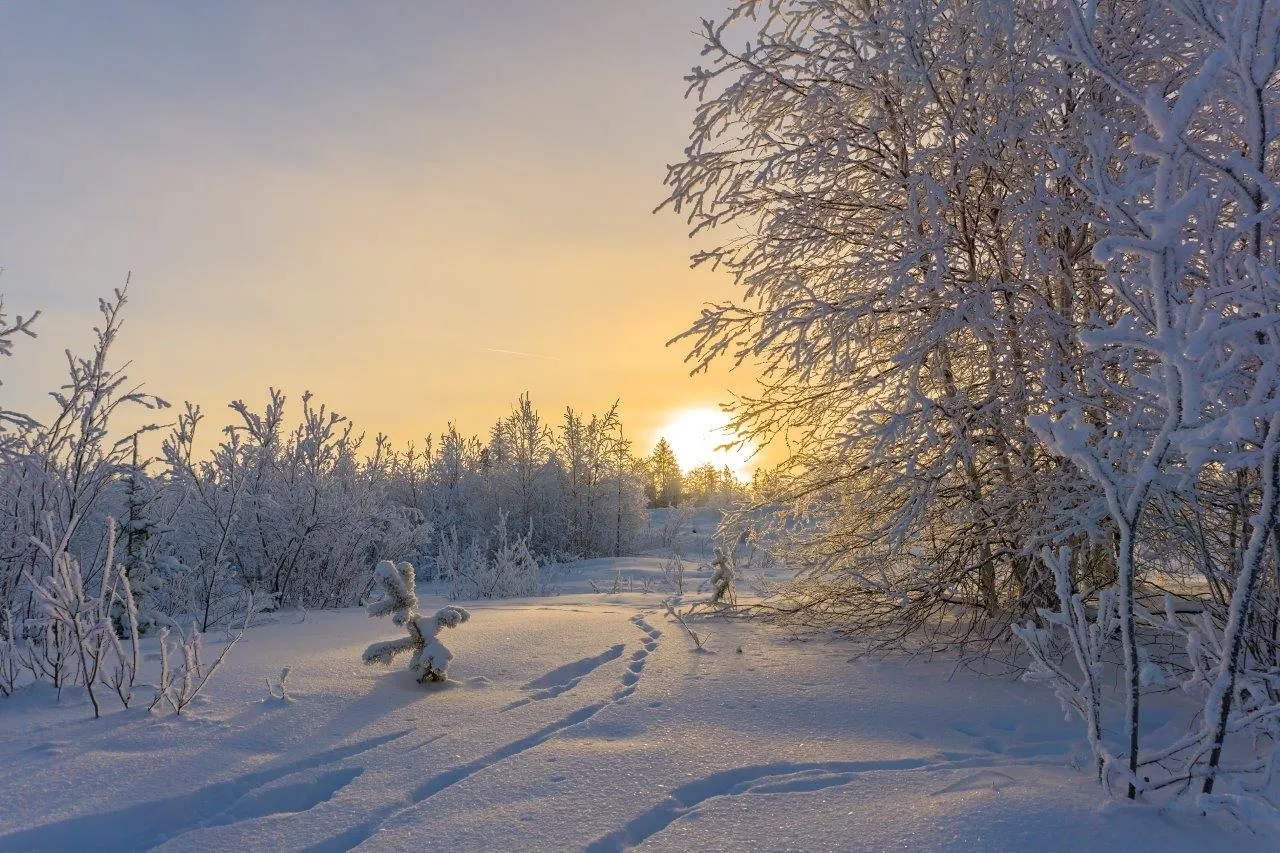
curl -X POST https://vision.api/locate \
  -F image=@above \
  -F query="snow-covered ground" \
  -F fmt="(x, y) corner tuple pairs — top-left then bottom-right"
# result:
(0, 557), (1262, 851)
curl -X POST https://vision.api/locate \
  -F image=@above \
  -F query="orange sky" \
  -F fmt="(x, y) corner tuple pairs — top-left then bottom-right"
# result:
(0, 2), (769, 470)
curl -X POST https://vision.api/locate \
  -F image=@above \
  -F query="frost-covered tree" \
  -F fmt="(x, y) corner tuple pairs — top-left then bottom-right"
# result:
(667, 0), (1280, 815)
(362, 560), (471, 683)
(391, 396), (647, 572)
(683, 463), (747, 508)
(228, 390), (427, 608)
(664, 0), (1114, 649)
(155, 390), (428, 622)
(1022, 0), (1280, 805)
(488, 394), (557, 545)
(0, 288), (167, 623)
(559, 403), (630, 554)
(157, 403), (252, 631)
(0, 292), (644, 636)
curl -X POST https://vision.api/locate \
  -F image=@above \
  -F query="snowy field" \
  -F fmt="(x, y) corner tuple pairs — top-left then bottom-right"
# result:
(0, 557), (1260, 852)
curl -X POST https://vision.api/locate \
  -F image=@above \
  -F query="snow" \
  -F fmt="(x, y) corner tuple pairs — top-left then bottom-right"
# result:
(0, 558), (1262, 850)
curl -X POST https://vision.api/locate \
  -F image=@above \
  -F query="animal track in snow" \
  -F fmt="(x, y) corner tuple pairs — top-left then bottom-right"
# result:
(310, 611), (663, 851)
(615, 615), (661, 701)
(949, 717), (1075, 759)
(412, 613), (660, 799)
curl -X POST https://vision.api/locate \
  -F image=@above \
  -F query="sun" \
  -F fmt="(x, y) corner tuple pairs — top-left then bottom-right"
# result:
(654, 407), (755, 478)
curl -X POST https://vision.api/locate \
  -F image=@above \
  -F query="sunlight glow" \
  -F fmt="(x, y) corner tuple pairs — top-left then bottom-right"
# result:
(654, 407), (755, 478)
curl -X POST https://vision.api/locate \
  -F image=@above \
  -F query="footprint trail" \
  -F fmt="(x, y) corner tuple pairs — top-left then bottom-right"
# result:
(308, 610), (662, 851)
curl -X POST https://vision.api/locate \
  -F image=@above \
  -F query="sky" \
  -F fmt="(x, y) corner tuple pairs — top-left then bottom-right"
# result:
(0, 1), (764, 471)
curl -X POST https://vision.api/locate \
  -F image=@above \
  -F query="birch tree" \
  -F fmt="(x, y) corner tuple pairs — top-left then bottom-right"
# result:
(665, 0), (1109, 648)
(1027, 0), (1280, 805)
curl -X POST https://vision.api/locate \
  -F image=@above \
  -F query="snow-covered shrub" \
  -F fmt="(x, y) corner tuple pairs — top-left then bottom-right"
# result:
(707, 541), (738, 608)
(662, 551), (687, 595)
(1013, 0), (1280, 806)
(362, 560), (471, 683)
(149, 613), (246, 715)
(1013, 548), (1115, 783)
(473, 514), (541, 598)
(387, 398), (648, 566)
(0, 300), (644, 633)
(365, 560), (418, 626)
(27, 533), (113, 717)
(0, 289), (167, 629)
(10, 520), (147, 715)
(411, 606), (471, 683)
(114, 438), (172, 635)
(102, 559), (142, 709)
(22, 616), (72, 698)
(434, 528), (464, 588)
(156, 405), (254, 631)
(0, 289), (648, 635)
(443, 513), (549, 600)
(163, 391), (429, 616)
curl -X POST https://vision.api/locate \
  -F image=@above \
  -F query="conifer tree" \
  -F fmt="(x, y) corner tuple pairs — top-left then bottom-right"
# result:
(647, 439), (681, 508)
(118, 434), (166, 634)
(362, 560), (471, 683)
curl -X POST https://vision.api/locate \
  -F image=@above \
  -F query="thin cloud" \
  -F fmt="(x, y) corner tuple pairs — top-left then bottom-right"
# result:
(478, 347), (565, 363)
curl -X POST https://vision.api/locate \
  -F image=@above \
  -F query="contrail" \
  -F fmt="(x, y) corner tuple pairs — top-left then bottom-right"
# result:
(479, 347), (565, 363)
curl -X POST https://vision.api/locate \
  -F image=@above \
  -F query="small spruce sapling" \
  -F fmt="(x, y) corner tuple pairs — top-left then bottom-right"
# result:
(362, 560), (471, 683)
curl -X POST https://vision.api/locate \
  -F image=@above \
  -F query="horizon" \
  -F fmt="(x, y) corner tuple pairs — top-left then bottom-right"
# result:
(0, 1), (766, 470)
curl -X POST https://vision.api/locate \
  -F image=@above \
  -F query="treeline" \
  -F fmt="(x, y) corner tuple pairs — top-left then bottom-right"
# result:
(0, 291), (649, 630)
(641, 437), (748, 509)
